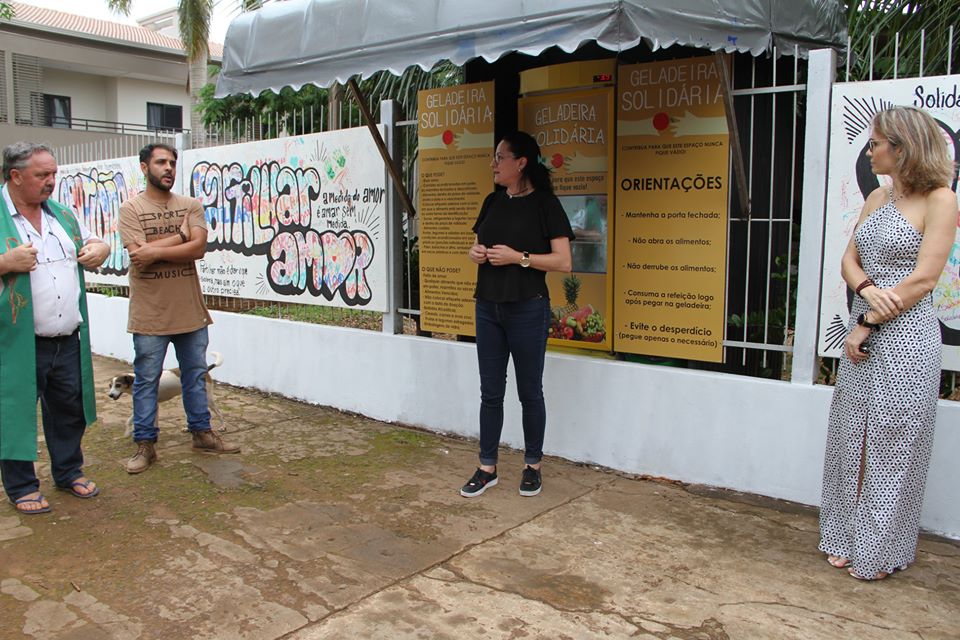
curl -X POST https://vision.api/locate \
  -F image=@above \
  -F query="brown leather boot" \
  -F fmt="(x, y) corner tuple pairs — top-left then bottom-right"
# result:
(191, 429), (240, 454)
(126, 441), (157, 474)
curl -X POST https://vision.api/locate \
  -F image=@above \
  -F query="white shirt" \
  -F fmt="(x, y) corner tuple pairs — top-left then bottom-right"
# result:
(1, 185), (96, 337)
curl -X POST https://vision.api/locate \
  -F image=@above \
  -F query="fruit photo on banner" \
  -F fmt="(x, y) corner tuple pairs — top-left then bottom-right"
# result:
(548, 273), (607, 343)
(547, 193), (608, 345)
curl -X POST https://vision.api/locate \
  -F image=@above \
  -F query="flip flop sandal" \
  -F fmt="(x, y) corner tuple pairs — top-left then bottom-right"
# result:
(57, 479), (100, 499)
(827, 555), (850, 568)
(11, 495), (51, 515)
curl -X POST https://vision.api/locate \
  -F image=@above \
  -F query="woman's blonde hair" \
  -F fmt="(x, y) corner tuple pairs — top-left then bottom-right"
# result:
(873, 106), (955, 195)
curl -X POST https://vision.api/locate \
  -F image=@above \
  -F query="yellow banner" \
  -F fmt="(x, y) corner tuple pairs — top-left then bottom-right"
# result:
(417, 82), (495, 335)
(519, 88), (614, 349)
(614, 59), (729, 362)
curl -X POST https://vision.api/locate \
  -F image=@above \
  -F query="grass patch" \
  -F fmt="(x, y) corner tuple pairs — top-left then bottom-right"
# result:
(254, 427), (440, 494)
(245, 303), (381, 330)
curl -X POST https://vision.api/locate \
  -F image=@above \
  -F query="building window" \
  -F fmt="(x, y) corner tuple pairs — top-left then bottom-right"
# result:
(43, 94), (71, 128)
(147, 102), (183, 131)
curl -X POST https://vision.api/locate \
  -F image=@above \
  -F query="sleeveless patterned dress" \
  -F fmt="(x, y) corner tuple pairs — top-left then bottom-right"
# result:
(819, 197), (941, 578)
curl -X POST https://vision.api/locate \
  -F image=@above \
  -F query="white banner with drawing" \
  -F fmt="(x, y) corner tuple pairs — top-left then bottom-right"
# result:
(819, 74), (960, 369)
(184, 127), (388, 311)
(55, 155), (145, 286)
(54, 127), (389, 311)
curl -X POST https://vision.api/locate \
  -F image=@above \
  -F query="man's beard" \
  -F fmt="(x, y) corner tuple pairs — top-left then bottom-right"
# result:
(147, 172), (173, 191)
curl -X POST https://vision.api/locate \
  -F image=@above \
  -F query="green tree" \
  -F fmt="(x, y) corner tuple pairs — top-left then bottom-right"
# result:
(107, 0), (273, 145)
(197, 61), (462, 135)
(1, 2), (13, 20)
(846, 1), (960, 80)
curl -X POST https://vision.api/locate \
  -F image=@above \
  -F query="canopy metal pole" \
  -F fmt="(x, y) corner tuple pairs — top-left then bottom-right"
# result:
(347, 78), (417, 218)
(715, 53), (751, 218)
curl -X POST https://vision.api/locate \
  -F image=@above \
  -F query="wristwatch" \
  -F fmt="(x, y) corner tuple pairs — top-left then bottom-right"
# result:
(520, 251), (531, 268)
(856, 312), (881, 330)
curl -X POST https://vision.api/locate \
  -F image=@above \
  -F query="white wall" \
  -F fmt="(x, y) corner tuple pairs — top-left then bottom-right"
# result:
(105, 78), (119, 124)
(87, 294), (960, 539)
(42, 69), (109, 122)
(111, 78), (190, 128)
(0, 122), (145, 153)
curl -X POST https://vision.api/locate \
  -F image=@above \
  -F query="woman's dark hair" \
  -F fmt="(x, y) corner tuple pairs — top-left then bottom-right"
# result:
(500, 131), (554, 194)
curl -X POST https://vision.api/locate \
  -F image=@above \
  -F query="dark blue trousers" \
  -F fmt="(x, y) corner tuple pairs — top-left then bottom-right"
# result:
(475, 296), (551, 466)
(0, 332), (88, 501)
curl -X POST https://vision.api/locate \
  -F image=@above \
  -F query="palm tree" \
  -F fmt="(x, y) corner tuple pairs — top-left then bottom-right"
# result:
(107, 0), (270, 146)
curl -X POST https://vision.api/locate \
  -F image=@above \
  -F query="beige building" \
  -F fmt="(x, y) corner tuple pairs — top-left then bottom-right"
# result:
(0, 2), (221, 153)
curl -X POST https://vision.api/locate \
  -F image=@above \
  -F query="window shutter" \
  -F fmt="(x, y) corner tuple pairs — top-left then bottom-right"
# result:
(12, 54), (44, 126)
(0, 51), (7, 124)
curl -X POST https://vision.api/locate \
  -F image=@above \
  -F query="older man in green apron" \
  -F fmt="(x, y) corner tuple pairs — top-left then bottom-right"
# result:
(0, 142), (109, 514)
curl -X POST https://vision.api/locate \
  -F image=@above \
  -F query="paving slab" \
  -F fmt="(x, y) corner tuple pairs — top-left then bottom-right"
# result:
(0, 356), (957, 639)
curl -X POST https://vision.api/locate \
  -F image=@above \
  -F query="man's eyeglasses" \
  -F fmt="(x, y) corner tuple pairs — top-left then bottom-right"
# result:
(14, 215), (73, 266)
(492, 153), (516, 164)
(39, 232), (71, 266)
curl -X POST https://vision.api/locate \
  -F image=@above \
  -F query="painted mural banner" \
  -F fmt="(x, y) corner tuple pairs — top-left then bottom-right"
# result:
(55, 155), (145, 286)
(519, 88), (614, 350)
(417, 82), (495, 335)
(819, 74), (960, 369)
(614, 58), (729, 362)
(184, 127), (389, 311)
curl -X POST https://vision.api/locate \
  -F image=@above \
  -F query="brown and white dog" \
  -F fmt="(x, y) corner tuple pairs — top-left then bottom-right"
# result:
(107, 352), (226, 437)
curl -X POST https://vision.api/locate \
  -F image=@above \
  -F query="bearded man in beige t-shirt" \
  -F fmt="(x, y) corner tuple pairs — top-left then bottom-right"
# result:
(118, 143), (239, 474)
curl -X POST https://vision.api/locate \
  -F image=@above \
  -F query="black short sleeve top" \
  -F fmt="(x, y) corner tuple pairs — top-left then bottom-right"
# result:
(472, 189), (575, 302)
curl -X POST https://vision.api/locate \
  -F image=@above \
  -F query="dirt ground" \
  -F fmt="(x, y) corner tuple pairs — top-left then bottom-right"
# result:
(0, 356), (958, 640)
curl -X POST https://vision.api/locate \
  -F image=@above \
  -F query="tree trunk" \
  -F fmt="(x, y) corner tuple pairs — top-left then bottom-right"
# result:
(189, 51), (208, 147)
(328, 82), (342, 130)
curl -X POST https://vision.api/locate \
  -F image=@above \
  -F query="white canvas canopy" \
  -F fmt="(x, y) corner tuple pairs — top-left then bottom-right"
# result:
(215, 0), (846, 97)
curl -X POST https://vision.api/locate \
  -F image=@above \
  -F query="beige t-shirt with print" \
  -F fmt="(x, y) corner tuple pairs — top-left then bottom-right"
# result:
(119, 193), (212, 335)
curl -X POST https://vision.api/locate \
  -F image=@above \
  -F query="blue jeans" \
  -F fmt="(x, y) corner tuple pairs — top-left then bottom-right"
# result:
(475, 296), (551, 466)
(132, 327), (211, 442)
(1, 332), (88, 501)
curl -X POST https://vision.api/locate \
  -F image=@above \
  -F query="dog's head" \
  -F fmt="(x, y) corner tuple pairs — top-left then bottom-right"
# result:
(107, 374), (135, 400)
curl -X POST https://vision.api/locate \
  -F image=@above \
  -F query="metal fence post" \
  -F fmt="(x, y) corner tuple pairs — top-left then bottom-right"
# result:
(175, 131), (190, 196)
(380, 99), (403, 335)
(791, 48), (837, 384)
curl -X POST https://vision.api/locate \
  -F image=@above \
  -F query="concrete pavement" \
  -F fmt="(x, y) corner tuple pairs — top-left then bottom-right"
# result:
(0, 356), (957, 639)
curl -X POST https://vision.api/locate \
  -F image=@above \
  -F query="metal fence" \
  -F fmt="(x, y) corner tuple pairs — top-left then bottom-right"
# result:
(845, 26), (956, 81)
(54, 25), (960, 386)
(715, 48), (807, 379)
(710, 24), (960, 386)
(54, 131), (182, 166)
(56, 61), (809, 377)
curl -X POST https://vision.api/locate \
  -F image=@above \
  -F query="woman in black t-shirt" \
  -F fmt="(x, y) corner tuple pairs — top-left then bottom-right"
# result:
(460, 132), (574, 499)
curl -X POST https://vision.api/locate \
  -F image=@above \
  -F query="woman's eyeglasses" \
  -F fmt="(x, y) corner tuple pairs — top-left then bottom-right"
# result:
(492, 153), (516, 164)
(868, 138), (897, 151)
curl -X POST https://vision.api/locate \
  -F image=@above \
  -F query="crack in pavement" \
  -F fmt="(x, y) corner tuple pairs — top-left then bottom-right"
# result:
(716, 600), (921, 636)
(391, 572), (735, 640)
(274, 477), (619, 638)
(417, 567), (645, 630)
(663, 574), (724, 598)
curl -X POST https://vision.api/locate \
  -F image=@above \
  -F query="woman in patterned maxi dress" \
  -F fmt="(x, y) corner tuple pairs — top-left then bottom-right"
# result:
(819, 106), (957, 581)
